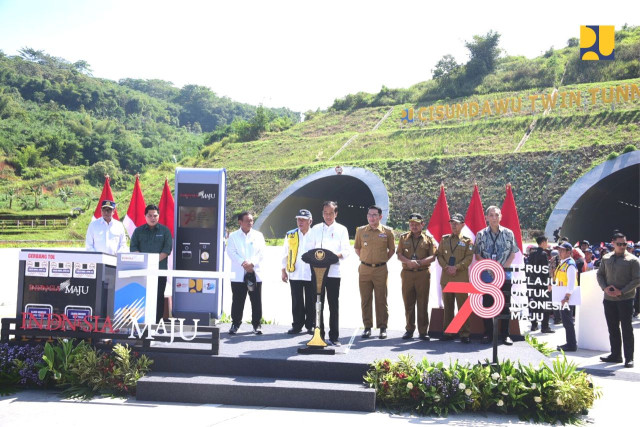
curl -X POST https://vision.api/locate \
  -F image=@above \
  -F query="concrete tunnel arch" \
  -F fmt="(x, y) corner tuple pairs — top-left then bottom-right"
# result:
(254, 167), (390, 239)
(545, 150), (640, 244)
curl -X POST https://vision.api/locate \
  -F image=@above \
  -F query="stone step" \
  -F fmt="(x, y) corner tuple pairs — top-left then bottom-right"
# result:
(136, 372), (376, 412)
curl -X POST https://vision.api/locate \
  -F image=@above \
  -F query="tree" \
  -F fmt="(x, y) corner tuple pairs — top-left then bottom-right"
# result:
(57, 186), (74, 203)
(86, 160), (119, 186)
(432, 54), (461, 80)
(72, 60), (92, 75)
(30, 185), (43, 209)
(464, 30), (501, 82)
(6, 187), (17, 209)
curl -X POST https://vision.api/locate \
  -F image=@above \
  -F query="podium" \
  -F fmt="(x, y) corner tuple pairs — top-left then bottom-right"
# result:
(298, 249), (339, 355)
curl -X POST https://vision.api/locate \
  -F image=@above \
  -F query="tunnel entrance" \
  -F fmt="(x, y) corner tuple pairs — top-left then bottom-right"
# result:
(545, 151), (640, 243)
(255, 167), (389, 239)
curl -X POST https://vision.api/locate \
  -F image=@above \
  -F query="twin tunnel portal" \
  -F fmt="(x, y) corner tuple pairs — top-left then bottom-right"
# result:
(254, 153), (640, 243)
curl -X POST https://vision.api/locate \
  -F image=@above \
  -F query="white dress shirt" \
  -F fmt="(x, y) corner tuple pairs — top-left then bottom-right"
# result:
(281, 228), (315, 281)
(85, 217), (128, 255)
(309, 221), (351, 278)
(226, 227), (266, 282)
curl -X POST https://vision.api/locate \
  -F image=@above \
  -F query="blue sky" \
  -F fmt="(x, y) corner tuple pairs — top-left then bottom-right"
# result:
(0, 0), (637, 112)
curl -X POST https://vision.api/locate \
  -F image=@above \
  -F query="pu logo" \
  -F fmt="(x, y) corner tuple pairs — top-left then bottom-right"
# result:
(400, 108), (414, 123)
(189, 278), (203, 293)
(580, 25), (614, 60)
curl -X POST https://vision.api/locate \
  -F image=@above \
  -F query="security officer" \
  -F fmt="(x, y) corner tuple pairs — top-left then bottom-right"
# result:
(396, 213), (436, 340)
(436, 213), (474, 343)
(354, 205), (395, 339)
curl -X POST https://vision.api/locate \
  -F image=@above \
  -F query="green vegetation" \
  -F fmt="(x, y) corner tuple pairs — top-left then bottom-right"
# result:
(365, 355), (601, 424)
(1, 27), (639, 244)
(0, 48), (299, 177)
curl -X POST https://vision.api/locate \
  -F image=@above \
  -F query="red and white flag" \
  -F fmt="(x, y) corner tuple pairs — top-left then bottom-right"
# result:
(158, 178), (175, 270)
(500, 183), (524, 253)
(92, 175), (119, 221)
(427, 184), (452, 308)
(462, 183), (485, 243)
(500, 183), (526, 290)
(123, 174), (146, 237)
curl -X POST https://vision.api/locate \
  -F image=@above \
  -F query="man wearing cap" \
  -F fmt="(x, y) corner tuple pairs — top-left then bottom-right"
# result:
(354, 205), (395, 339)
(436, 213), (473, 343)
(597, 231), (640, 368)
(130, 204), (173, 323)
(554, 242), (578, 352)
(85, 200), (128, 255)
(474, 206), (520, 345)
(281, 209), (315, 335)
(396, 213), (436, 340)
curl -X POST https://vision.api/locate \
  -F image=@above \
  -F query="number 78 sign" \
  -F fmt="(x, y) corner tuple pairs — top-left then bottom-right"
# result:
(442, 259), (506, 334)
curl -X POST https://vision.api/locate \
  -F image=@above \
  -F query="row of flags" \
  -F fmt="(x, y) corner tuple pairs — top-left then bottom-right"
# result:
(425, 183), (524, 307)
(92, 174), (175, 239)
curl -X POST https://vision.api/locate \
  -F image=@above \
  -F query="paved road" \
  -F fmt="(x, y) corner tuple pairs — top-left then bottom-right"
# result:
(0, 374), (634, 426)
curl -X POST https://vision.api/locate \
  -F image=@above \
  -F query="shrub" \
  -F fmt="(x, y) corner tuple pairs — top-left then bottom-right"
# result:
(364, 355), (601, 424)
(0, 343), (44, 394)
(1, 339), (152, 399)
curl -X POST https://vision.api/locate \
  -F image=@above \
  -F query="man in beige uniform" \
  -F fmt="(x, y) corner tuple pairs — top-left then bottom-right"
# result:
(396, 213), (437, 340)
(436, 213), (474, 343)
(354, 205), (395, 339)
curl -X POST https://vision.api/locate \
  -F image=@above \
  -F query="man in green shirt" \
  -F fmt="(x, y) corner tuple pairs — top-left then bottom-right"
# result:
(130, 204), (173, 322)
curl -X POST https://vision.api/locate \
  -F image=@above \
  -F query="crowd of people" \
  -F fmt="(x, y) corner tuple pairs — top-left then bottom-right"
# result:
(85, 199), (640, 368)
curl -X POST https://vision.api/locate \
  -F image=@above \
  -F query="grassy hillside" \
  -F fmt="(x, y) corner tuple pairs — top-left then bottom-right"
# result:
(2, 31), (639, 245)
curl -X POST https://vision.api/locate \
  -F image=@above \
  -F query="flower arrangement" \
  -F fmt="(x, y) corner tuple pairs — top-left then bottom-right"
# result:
(1, 339), (152, 399)
(364, 355), (601, 424)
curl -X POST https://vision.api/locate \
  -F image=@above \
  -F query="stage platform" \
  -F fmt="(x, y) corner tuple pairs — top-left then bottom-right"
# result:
(136, 324), (546, 412)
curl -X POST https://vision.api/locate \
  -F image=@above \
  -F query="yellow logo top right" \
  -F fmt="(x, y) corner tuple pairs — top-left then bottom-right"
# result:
(580, 25), (615, 60)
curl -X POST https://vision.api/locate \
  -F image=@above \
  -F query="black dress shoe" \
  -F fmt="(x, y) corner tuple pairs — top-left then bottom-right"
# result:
(379, 328), (387, 339)
(419, 334), (430, 341)
(461, 337), (471, 344)
(306, 328), (313, 335)
(625, 360), (634, 368)
(600, 355), (623, 363)
(253, 326), (263, 335)
(530, 323), (539, 331)
(287, 328), (302, 334)
(361, 328), (372, 338)
(557, 344), (577, 352)
(402, 331), (413, 340)
(481, 335), (491, 344)
(440, 335), (455, 341)
(540, 328), (555, 334)
(502, 336), (513, 346)
(330, 339), (341, 347)
(228, 324), (239, 335)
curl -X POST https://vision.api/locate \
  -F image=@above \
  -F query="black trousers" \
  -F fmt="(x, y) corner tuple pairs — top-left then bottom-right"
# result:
(634, 288), (639, 314)
(319, 277), (340, 341)
(483, 279), (512, 338)
(531, 311), (550, 329)
(290, 279), (315, 330)
(561, 305), (577, 348)
(156, 276), (167, 323)
(231, 281), (262, 328)
(603, 298), (634, 361)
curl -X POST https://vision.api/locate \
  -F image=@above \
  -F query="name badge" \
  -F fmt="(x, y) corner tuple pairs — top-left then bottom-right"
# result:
(458, 241), (466, 247)
(378, 233), (386, 238)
